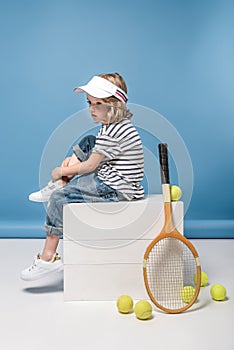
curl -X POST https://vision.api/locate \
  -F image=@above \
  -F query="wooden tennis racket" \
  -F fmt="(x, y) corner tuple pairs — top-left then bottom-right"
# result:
(143, 143), (201, 313)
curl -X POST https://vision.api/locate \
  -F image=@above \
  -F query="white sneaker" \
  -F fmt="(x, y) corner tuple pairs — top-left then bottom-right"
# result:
(21, 253), (63, 281)
(28, 181), (62, 202)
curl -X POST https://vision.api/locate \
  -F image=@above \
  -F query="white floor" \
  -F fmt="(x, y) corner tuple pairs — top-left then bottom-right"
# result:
(0, 238), (233, 350)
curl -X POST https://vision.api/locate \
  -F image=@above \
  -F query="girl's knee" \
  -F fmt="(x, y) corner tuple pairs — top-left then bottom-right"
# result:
(79, 135), (96, 153)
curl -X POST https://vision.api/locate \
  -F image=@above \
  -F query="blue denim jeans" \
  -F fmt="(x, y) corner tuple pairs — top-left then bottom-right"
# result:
(44, 135), (126, 237)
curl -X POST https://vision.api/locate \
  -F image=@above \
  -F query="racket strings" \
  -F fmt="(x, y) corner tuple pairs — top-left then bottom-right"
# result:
(146, 238), (198, 310)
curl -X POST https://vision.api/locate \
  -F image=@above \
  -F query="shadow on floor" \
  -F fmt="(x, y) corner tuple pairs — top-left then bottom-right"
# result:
(22, 274), (64, 294)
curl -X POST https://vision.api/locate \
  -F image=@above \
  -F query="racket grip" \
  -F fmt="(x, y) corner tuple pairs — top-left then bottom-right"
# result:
(158, 143), (170, 184)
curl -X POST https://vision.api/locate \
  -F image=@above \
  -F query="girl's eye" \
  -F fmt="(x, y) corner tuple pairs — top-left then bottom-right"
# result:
(87, 100), (103, 107)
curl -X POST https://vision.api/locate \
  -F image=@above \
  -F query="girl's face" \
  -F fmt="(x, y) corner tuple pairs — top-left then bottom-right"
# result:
(87, 94), (109, 124)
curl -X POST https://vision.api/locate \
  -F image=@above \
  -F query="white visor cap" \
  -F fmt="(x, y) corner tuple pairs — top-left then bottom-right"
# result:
(74, 76), (128, 103)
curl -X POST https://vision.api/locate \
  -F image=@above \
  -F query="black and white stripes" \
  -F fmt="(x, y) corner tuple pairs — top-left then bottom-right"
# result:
(93, 119), (144, 200)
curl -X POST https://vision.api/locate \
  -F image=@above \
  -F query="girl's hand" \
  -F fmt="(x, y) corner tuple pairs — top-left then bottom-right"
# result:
(61, 157), (71, 167)
(52, 167), (63, 182)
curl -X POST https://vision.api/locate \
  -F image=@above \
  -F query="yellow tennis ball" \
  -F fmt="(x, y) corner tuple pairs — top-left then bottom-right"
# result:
(210, 284), (227, 301)
(194, 271), (208, 287)
(134, 300), (152, 320)
(170, 185), (182, 201)
(181, 286), (195, 303)
(116, 295), (134, 313)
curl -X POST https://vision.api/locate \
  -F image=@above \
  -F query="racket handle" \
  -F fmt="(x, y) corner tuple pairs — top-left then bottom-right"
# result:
(158, 143), (170, 184)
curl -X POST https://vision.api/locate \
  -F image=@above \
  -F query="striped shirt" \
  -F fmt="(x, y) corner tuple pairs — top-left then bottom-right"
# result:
(92, 118), (144, 200)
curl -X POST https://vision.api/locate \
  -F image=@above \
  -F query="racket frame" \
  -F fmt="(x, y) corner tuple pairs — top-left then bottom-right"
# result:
(143, 145), (201, 313)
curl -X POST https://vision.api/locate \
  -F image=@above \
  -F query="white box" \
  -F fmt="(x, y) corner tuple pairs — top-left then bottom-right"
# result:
(64, 264), (149, 301)
(63, 194), (184, 301)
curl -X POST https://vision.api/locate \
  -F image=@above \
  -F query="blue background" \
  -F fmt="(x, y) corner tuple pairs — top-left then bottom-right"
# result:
(0, 0), (233, 238)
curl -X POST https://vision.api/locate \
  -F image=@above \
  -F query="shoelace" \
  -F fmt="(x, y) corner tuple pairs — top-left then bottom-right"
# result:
(28, 259), (38, 271)
(41, 187), (51, 193)
(44, 182), (60, 192)
(42, 185), (54, 193)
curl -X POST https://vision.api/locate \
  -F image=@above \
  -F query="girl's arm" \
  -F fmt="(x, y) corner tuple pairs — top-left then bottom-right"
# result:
(52, 153), (104, 181)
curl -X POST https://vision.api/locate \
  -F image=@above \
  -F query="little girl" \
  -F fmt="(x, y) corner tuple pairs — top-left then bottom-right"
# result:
(21, 72), (144, 281)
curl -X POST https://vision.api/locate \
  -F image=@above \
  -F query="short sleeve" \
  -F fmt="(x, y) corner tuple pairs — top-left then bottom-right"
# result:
(92, 134), (121, 159)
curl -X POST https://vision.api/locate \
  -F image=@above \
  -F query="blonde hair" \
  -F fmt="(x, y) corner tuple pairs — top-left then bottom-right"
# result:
(99, 73), (133, 123)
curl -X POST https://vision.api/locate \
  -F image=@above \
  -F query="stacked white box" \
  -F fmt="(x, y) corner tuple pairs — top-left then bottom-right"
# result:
(63, 194), (184, 301)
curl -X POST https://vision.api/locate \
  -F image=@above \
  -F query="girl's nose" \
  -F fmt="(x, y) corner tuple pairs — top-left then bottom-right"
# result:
(89, 104), (95, 112)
